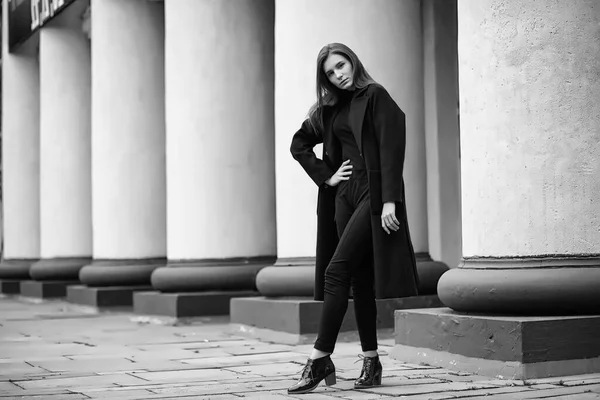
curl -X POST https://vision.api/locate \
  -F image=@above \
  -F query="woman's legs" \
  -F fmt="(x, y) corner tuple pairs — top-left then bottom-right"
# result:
(313, 194), (376, 354)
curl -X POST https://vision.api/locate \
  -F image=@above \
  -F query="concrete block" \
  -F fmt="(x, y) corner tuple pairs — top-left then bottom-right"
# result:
(19, 280), (78, 299)
(67, 285), (154, 308)
(0, 279), (23, 294)
(391, 307), (600, 379)
(229, 295), (443, 343)
(133, 291), (260, 317)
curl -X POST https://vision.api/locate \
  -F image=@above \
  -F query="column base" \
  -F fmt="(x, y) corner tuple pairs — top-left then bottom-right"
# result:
(438, 258), (600, 314)
(30, 257), (91, 281)
(255, 257), (314, 297)
(0, 259), (37, 279)
(391, 307), (600, 379)
(254, 255), (449, 297)
(0, 280), (22, 294)
(151, 257), (275, 292)
(229, 295), (443, 344)
(133, 290), (260, 317)
(415, 253), (450, 295)
(67, 285), (153, 308)
(79, 258), (166, 286)
(20, 280), (78, 299)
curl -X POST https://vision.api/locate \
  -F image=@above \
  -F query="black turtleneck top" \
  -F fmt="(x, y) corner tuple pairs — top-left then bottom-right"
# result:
(332, 90), (366, 171)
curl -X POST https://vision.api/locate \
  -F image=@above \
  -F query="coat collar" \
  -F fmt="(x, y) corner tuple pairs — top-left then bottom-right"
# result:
(348, 85), (371, 153)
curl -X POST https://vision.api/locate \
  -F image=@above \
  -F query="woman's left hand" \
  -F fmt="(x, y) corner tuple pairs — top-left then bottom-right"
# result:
(381, 202), (400, 235)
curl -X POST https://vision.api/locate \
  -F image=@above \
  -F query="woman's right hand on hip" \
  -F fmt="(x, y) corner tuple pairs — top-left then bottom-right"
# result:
(325, 160), (353, 187)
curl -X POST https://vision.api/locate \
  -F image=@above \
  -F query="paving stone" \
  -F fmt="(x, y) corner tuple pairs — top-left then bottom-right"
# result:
(0, 362), (48, 377)
(15, 373), (148, 390)
(0, 381), (22, 392)
(286, 390), (344, 400)
(238, 393), (297, 399)
(541, 394), (600, 400)
(0, 394), (89, 400)
(426, 372), (496, 382)
(224, 361), (305, 377)
(148, 381), (291, 397)
(455, 383), (600, 399)
(149, 395), (240, 400)
(354, 380), (498, 396)
(560, 378), (600, 386)
(387, 385), (547, 400)
(74, 388), (157, 399)
(31, 358), (138, 373)
(528, 374), (600, 385)
(222, 344), (297, 356)
(325, 390), (398, 400)
(130, 367), (250, 383)
(180, 352), (307, 368)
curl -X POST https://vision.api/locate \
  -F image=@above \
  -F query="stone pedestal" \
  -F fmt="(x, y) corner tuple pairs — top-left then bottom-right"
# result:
(35, 0), (92, 283)
(134, 291), (260, 318)
(392, 308), (600, 380)
(20, 280), (78, 299)
(231, 295), (442, 345)
(393, 0), (600, 379)
(71, 0), (167, 306)
(232, 254), (447, 341)
(143, 0), (276, 315)
(1, 0), (41, 281)
(67, 285), (153, 308)
(0, 280), (22, 295)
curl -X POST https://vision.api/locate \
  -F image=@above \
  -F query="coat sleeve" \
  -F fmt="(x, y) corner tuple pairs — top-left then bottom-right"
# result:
(290, 119), (336, 187)
(369, 85), (406, 204)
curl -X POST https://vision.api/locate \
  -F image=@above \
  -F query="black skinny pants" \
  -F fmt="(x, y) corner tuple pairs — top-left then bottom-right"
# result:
(314, 169), (377, 353)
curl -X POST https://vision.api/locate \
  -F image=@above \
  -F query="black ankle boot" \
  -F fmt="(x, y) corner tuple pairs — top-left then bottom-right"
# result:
(288, 355), (336, 394)
(354, 355), (382, 389)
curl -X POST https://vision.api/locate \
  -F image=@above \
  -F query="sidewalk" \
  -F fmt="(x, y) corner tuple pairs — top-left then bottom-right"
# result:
(1, 295), (599, 400)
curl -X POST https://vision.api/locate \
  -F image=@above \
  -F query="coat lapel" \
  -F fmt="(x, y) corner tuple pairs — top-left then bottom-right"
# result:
(348, 87), (370, 153)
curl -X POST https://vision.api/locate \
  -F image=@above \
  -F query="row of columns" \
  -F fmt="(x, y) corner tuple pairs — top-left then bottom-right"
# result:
(3, 0), (598, 315)
(1, 0), (455, 297)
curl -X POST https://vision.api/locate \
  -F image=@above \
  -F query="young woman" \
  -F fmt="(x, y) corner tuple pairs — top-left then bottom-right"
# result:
(288, 43), (419, 395)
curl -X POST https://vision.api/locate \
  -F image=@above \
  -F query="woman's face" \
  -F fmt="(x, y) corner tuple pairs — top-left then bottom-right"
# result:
(323, 53), (354, 91)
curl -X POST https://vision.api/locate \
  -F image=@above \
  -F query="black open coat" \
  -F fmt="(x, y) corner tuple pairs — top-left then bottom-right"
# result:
(290, 83), (419, 301)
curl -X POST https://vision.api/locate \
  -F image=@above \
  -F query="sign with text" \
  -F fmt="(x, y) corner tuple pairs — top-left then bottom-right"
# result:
(8, 0), (77, 51)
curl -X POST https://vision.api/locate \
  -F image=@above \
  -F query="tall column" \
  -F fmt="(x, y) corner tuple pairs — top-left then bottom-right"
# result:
(256, 0), (447, 298)
(392, 0), (600, 379)
(29, 0), (92, 282)
(438, 0), (600, 314)
(0, 0), (40, 283)
(78, 0), (167, 286)
(149, 0), (276, 293)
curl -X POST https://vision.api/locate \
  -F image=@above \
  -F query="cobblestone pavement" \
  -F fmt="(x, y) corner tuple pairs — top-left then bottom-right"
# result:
(1, 296), (600, 400)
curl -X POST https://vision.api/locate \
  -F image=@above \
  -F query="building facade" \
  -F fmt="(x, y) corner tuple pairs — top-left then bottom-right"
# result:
(1, 0), (461, 297)
(1, 0), (600, 376)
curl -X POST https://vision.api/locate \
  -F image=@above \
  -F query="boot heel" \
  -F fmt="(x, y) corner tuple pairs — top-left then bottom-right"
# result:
(373, 370), (382, 386)
(324, 372), (336, 386)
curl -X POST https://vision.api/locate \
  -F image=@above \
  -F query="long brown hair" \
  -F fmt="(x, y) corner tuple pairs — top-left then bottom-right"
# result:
(307, 43), (377, 135)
